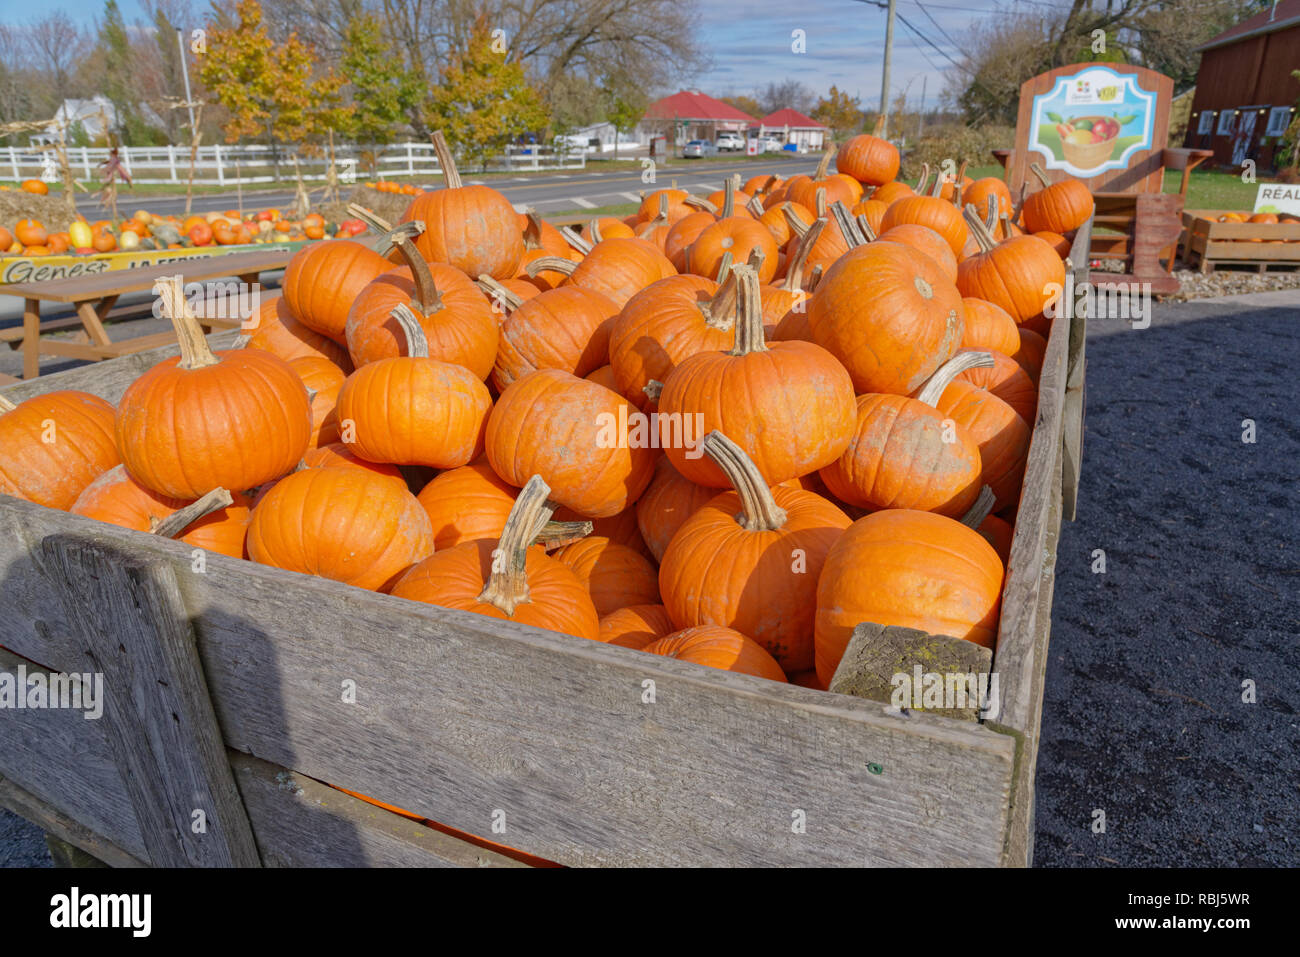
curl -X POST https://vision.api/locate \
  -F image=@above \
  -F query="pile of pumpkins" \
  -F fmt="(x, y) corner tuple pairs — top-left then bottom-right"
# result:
(1215, 209), (1300, 243)
(0, 131), (1093, 691)
(0, 207), (368, 258)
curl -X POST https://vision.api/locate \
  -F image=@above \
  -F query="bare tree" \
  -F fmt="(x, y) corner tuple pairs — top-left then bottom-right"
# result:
(29, 13), (89, 114)
(757, 80), (816, 116)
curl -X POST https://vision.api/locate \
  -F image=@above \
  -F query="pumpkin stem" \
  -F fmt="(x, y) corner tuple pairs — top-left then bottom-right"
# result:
(714, 250), (734, 283)
(348, 202), (392, 234)
(525, 256), (578, 279)
(915, 162), (932, 195)
(855, 212), (878, 242)
(522, 209), (546, 250)
(814, 187), (828, 218)
(781, 202), (811, 238)
(745, 194), (765, 217)
(387, 220), (444, 314)
(430, 130), (463, 190)
(784, 217), (825, 291)
(949, 160), (969, 208)
(701, 431), (787, 532)
(915, 349), (996, 407)
(761, 174), (777, 195)
(476, 274), (523, 313)
(1029, 162), (1052, 189)
(1000, 211), (1016, 240)
(534, 519), (594, 549)
(561, 225), (593, 255)
(959, 486), (996, 529)
(389, 303), (430, 359)
(807, 263), (823, 292)
(929, 172), (946, 198)
(643, 379), (664, 402)
(0, 394), (18, 413)
(830, 200), (868, 247)
(151, 487), (234, 539)
(815, 149), (833, 181)
(588, 218), (604, 244)
(683, 195), (717, 213)
(963, 203), (998, 253)
(985, 194), (999, 234)
(727, 264), (767, 356)
(717, 178), (738, 218)
(155, 275), (220, 370)
(476, 474), (556, 616)
(701, 266), (739, 329)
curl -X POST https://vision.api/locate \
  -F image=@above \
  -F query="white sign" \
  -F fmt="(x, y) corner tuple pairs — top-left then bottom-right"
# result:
(1254, 183), (1300, 215)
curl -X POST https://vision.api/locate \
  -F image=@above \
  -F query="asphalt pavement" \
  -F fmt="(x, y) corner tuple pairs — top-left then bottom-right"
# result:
(71, 155), (824, 219)
(1, 288), (1296, 868)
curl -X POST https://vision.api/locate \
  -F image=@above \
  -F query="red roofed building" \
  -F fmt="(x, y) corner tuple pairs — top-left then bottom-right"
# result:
(642, 90), (758, 145)
(759, 109), (828, 152)
(1185, 0), (1300, 169)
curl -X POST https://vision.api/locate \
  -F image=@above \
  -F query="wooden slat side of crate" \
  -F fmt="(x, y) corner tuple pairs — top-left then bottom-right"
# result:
(0, 272), (1077, 866)
(0, 648), (521, 868)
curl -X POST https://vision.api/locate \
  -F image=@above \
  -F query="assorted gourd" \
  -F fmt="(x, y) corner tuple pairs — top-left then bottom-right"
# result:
(0, 130), (1087, 690)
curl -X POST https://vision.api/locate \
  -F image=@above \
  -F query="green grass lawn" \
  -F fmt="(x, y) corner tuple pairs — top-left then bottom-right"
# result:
(965, 165), (1258, 212)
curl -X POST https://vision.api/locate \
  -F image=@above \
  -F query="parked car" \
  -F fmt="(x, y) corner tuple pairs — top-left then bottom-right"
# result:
(682, 140), (718, 158)
(757, 136), (783, 153)
(715, 132), (744, 152)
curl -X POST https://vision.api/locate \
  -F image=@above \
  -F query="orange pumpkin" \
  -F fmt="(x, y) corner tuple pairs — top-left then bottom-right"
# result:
(486, 368), (656, 518)
(597, 604), (675, 649)
(955, 349), (1038, 424)
(391, 475), (600, 638)
(334, 305), (492, 469)
(289, 354), (346, 447)
(961, 298), (1021, 356)
(957, 207), (1066, 324)
(283, 239), (393, 343)
(815, 509), (1004, 684)
(244, 295), (352, 369)
(416, 457), (520, 550)
(116, 278), (312, 499)
(247, 466), (432, 591)
(552, 536), (660, 617)
(643, 626), (788, 682)
(19, 179), (48, 195)
(689, 216), (779, 283)
(0, 390), (120, 510)
(634, 455), (718, 563)
(398, 132), (523, 279)
(492, 286), (620, 392)
(14, 219), (47, 247)
(1020, 163), (1094, 234)
(658, 431), (849, 673)
(877, 223), (959, 281)
(659, 264), (856, 488)
(932, 378), (1031, 511)
(808, 240), (965, 395)
(835, 134), (901, 186)
(526, 237), (676, 308)
(299, 442), (408, 491)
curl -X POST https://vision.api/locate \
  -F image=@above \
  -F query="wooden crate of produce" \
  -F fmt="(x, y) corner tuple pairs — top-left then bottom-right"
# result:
(0, 227), (1090, 868)
(1180, 209), (1300, 273)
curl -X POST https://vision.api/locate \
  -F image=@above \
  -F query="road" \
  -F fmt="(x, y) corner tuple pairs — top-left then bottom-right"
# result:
(72, 156), (823, 219)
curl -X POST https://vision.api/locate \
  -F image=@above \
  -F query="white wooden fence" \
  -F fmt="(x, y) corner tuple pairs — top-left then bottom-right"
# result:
(3, 141), (584, 186)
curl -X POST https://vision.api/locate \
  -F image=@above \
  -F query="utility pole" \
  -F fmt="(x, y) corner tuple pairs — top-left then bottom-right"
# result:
(917, 74), (927, 140)
(880, 0), (897, 139)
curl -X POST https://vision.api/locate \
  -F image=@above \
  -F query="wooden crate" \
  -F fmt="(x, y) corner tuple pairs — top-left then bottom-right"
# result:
(1180, 209), (1300, 273)
(0, 227), (1090, 867)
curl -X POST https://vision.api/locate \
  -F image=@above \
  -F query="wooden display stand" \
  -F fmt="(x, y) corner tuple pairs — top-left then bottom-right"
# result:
(1179, 209), (1300, 273)
(993, 63), (1212, 294)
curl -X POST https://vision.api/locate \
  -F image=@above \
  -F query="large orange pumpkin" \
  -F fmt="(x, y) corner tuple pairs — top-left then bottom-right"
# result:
(835, 134), (901, 186)
(415, 457), (520, 550)
(390, 475), (600, 639)
(486, 368), (656, 518)
(300, 442), (408, 491)
(658, 431), (850, 673)
(398, 131), (524, 279)
(492, 286), (619, 391)
(808, 240), (965, 395)
(334, 305), (492, 469)
(818, 351), (992, 518)
(814, 509), (1004, 685)
(344, 221), (498, 378)
(635, 455), (718, 563)
(658, 264), (856, 488)
(879, 189), (968, 255)
(955, 349), (1038, 424)
(961, 297), (1021, 356)
(1020, 163), (1094, 235)
(0, 390), (120, 510)
(282, 239), (393, 344)
(931, 377), (1032, 511)
(247, 466), (433, 591)
(643, 626), (788, 682)
(877, 224), (959, 282)
(688, 216), (779, 283)
(957, 206), (1066, 324)
(245, 295), (352, 369)
(526, 237), (676, 308)
(116, 278), (312, 499)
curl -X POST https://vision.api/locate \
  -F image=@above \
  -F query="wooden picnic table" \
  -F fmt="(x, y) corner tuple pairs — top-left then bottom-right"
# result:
(2, 249), (295, 382)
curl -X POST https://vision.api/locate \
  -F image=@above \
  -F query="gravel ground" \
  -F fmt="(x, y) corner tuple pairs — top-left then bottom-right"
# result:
(1, 290), (1296, 868)
(1034, 288), (1300, 866)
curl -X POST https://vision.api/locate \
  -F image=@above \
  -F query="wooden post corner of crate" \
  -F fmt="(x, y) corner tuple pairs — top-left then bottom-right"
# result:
(827, 622), (994, 722)
(38, 532), (263, 868)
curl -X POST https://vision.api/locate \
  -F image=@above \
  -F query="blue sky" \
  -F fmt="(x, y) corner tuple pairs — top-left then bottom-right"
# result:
(36, 0), (1042, 110)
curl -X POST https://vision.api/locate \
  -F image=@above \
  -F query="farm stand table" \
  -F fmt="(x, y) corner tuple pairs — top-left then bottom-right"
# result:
(0, 232), (1089, 866)
(2, 249), (295, 381)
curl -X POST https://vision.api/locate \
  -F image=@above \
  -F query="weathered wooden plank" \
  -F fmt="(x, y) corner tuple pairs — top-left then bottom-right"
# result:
(1062, 216), (1092, 521)
(0, 774), (144, 869)
(985, 287), (1071, 865)
(41, 534), (262, 867)
(230, 753), (526, 868)
(0, 647), (148, 863)
(0, 330), (240, 406)
(1, 501), (1017, 867)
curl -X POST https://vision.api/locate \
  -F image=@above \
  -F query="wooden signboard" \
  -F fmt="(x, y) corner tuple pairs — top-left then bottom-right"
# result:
(996, 62), (1212, 294)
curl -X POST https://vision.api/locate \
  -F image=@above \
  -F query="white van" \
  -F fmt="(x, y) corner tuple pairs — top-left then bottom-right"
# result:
(715, 131), (744, 152)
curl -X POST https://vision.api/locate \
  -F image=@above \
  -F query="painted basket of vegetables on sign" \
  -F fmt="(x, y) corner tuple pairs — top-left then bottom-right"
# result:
(1028, 64), (1156, 177)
